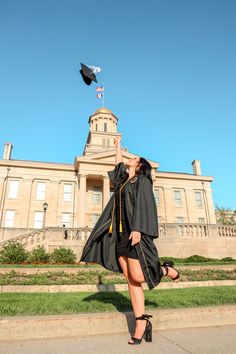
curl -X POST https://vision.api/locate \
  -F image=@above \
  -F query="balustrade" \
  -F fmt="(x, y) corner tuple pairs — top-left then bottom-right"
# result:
(64, 228), (91, 241)
(177, 224), (208, 237)
(218, 225), (236, 237)
(1, 224), (236, 252)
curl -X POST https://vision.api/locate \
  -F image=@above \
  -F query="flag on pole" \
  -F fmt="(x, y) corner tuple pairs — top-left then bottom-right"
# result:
(96, 86), (104, 92)
(97, 93), (103, 99)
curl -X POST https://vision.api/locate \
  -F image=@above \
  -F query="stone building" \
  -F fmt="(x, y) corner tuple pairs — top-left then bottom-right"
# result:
(1, 107), (235, 259)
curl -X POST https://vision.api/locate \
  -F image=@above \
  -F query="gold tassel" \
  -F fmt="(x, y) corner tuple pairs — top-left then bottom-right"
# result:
(109, 224), (113, 234)
(119, 222), (123, 233)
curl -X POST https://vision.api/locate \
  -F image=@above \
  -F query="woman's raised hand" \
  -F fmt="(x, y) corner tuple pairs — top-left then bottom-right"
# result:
(113, 136), (122, 147)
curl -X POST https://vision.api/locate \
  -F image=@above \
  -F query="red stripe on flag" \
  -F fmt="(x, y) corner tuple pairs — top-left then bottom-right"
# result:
(96, 86), (104, 92)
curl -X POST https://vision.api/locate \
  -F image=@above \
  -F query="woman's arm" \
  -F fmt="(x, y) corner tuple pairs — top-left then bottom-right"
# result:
(114, 136), (123, 165)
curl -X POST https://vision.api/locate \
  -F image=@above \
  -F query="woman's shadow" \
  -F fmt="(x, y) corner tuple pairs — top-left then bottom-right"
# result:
(82, 276), (158, 334)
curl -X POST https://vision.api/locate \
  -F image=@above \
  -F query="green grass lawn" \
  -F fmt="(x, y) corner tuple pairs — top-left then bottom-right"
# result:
(0, 259), (236, 269)
(0, 263), (101, 268)
(0, 268), (236, 285)
(0, 286), (235, 317)
(176, 262), (236, 266)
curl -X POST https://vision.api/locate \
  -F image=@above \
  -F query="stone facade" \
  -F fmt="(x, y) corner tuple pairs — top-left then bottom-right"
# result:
(2, 107), (232, 259)
(0, 108), (216, 234)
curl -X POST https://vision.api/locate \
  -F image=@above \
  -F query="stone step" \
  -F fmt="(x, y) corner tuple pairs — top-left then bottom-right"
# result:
(1, 305), (236, 341)
(0, 264), (235, 274)
(1, 280), (236, 293)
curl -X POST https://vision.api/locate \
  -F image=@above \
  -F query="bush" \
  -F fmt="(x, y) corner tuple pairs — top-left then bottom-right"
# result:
(184, 255), (217, 263)
(0, 240), (29, 264)
(27, 246), (50, 263)
(160, 256), (176, 264)
(221, 257), (235, 262)
(49, 247), (76, 264)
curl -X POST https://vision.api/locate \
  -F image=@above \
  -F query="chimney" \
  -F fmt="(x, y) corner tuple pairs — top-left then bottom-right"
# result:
(3, 142), (13, 160)
(192, 160), (201, 175)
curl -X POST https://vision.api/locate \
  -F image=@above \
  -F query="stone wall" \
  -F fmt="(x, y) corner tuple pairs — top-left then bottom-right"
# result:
(156, 224), (236, 259)
(0, 224), (236, 260)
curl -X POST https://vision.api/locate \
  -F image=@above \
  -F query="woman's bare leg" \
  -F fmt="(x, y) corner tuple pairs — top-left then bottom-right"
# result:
(126, 258), (147, 343)
(118, 256), (147, 342)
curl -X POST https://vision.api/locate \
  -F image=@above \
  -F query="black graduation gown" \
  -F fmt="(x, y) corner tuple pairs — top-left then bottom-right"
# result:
(80, 162), (163, 290)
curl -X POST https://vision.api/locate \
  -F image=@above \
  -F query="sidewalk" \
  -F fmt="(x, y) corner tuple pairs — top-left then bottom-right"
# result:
(0, 325), (235, 354)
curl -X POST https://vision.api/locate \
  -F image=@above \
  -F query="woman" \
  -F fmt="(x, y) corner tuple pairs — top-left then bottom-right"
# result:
(80, 136), (179, 345)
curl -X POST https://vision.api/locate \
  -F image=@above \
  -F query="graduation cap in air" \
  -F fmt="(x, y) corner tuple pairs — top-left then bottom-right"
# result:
(80, 63), (101, 86)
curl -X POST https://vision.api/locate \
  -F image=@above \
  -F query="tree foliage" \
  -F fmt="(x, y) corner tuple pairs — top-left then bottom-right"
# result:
(216, 206), (236, 225)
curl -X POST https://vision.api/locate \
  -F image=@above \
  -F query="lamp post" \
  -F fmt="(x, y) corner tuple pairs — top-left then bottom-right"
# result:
(43, 202), (48, 229)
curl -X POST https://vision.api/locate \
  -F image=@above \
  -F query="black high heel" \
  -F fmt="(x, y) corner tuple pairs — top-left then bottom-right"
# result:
(162, 260), (180, 282)
(128, 314), (153, 345)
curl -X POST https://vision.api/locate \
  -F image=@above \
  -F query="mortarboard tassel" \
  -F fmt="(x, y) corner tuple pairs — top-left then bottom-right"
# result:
(109, 223), (113, 234)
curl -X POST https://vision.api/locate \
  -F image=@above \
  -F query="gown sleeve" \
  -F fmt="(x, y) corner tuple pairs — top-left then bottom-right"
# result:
(108, 162), (127, 188)
(131, 176), (159, 238)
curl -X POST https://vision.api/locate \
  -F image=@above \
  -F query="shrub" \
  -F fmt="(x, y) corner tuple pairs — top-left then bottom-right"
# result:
(221, 257), (235, 262)
(160, 256), (176, 264)
(27, 246), (50, 263)
(184, 255), (217, 263)
(49, 247), (76, 264)
(0, 240), (29, 264)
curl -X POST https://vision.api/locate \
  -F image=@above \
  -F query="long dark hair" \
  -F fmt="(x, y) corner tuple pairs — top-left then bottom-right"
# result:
(137, 157), (153, 185)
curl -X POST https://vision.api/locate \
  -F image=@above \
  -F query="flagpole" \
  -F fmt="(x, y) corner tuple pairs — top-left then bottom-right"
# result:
(96, 85), (105, 108)
(102, 84), (105, 108)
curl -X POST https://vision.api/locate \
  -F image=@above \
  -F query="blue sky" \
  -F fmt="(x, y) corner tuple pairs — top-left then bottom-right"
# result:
(0, 0), (235, 209)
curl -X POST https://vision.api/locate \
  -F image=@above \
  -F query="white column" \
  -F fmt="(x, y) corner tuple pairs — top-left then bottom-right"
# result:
(79, 174), (87, 227)
(103, 176), (110, 209)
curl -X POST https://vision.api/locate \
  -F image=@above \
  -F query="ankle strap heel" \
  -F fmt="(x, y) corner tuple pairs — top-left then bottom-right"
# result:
(135, 314), (153, 321)
(128, 314), (153, 345)
(162, 260), (180, 282)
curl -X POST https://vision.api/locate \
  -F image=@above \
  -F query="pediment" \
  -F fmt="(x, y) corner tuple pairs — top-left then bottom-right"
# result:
(74, 149), (159, 169)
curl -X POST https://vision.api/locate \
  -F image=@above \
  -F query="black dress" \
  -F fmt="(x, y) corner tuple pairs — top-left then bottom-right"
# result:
(115, 180), (138, 260)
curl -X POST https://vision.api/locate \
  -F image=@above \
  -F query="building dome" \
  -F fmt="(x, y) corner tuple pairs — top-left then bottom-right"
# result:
(93, 107), (112, 115)
(89, 107), (118, 123)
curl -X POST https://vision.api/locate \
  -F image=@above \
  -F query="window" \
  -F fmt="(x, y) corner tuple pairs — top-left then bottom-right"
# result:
(5, 210), (15, 227)
(104, 122), (107, 132)
(34, 211), (44, 228)
(64, 184), (72, 202)
(176, 217), (184, 224)
(174, 190), (181, 207)
(154, 189), (160, 206)
(62, 213), (71, 227)
(93, 187), (102, 203)
(198, 218), (205, 224)
(92, 214), (100, 227)
(8, 180), (19, 199)
(36, 182), (46, 200)
(195, 191), (203, 208)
